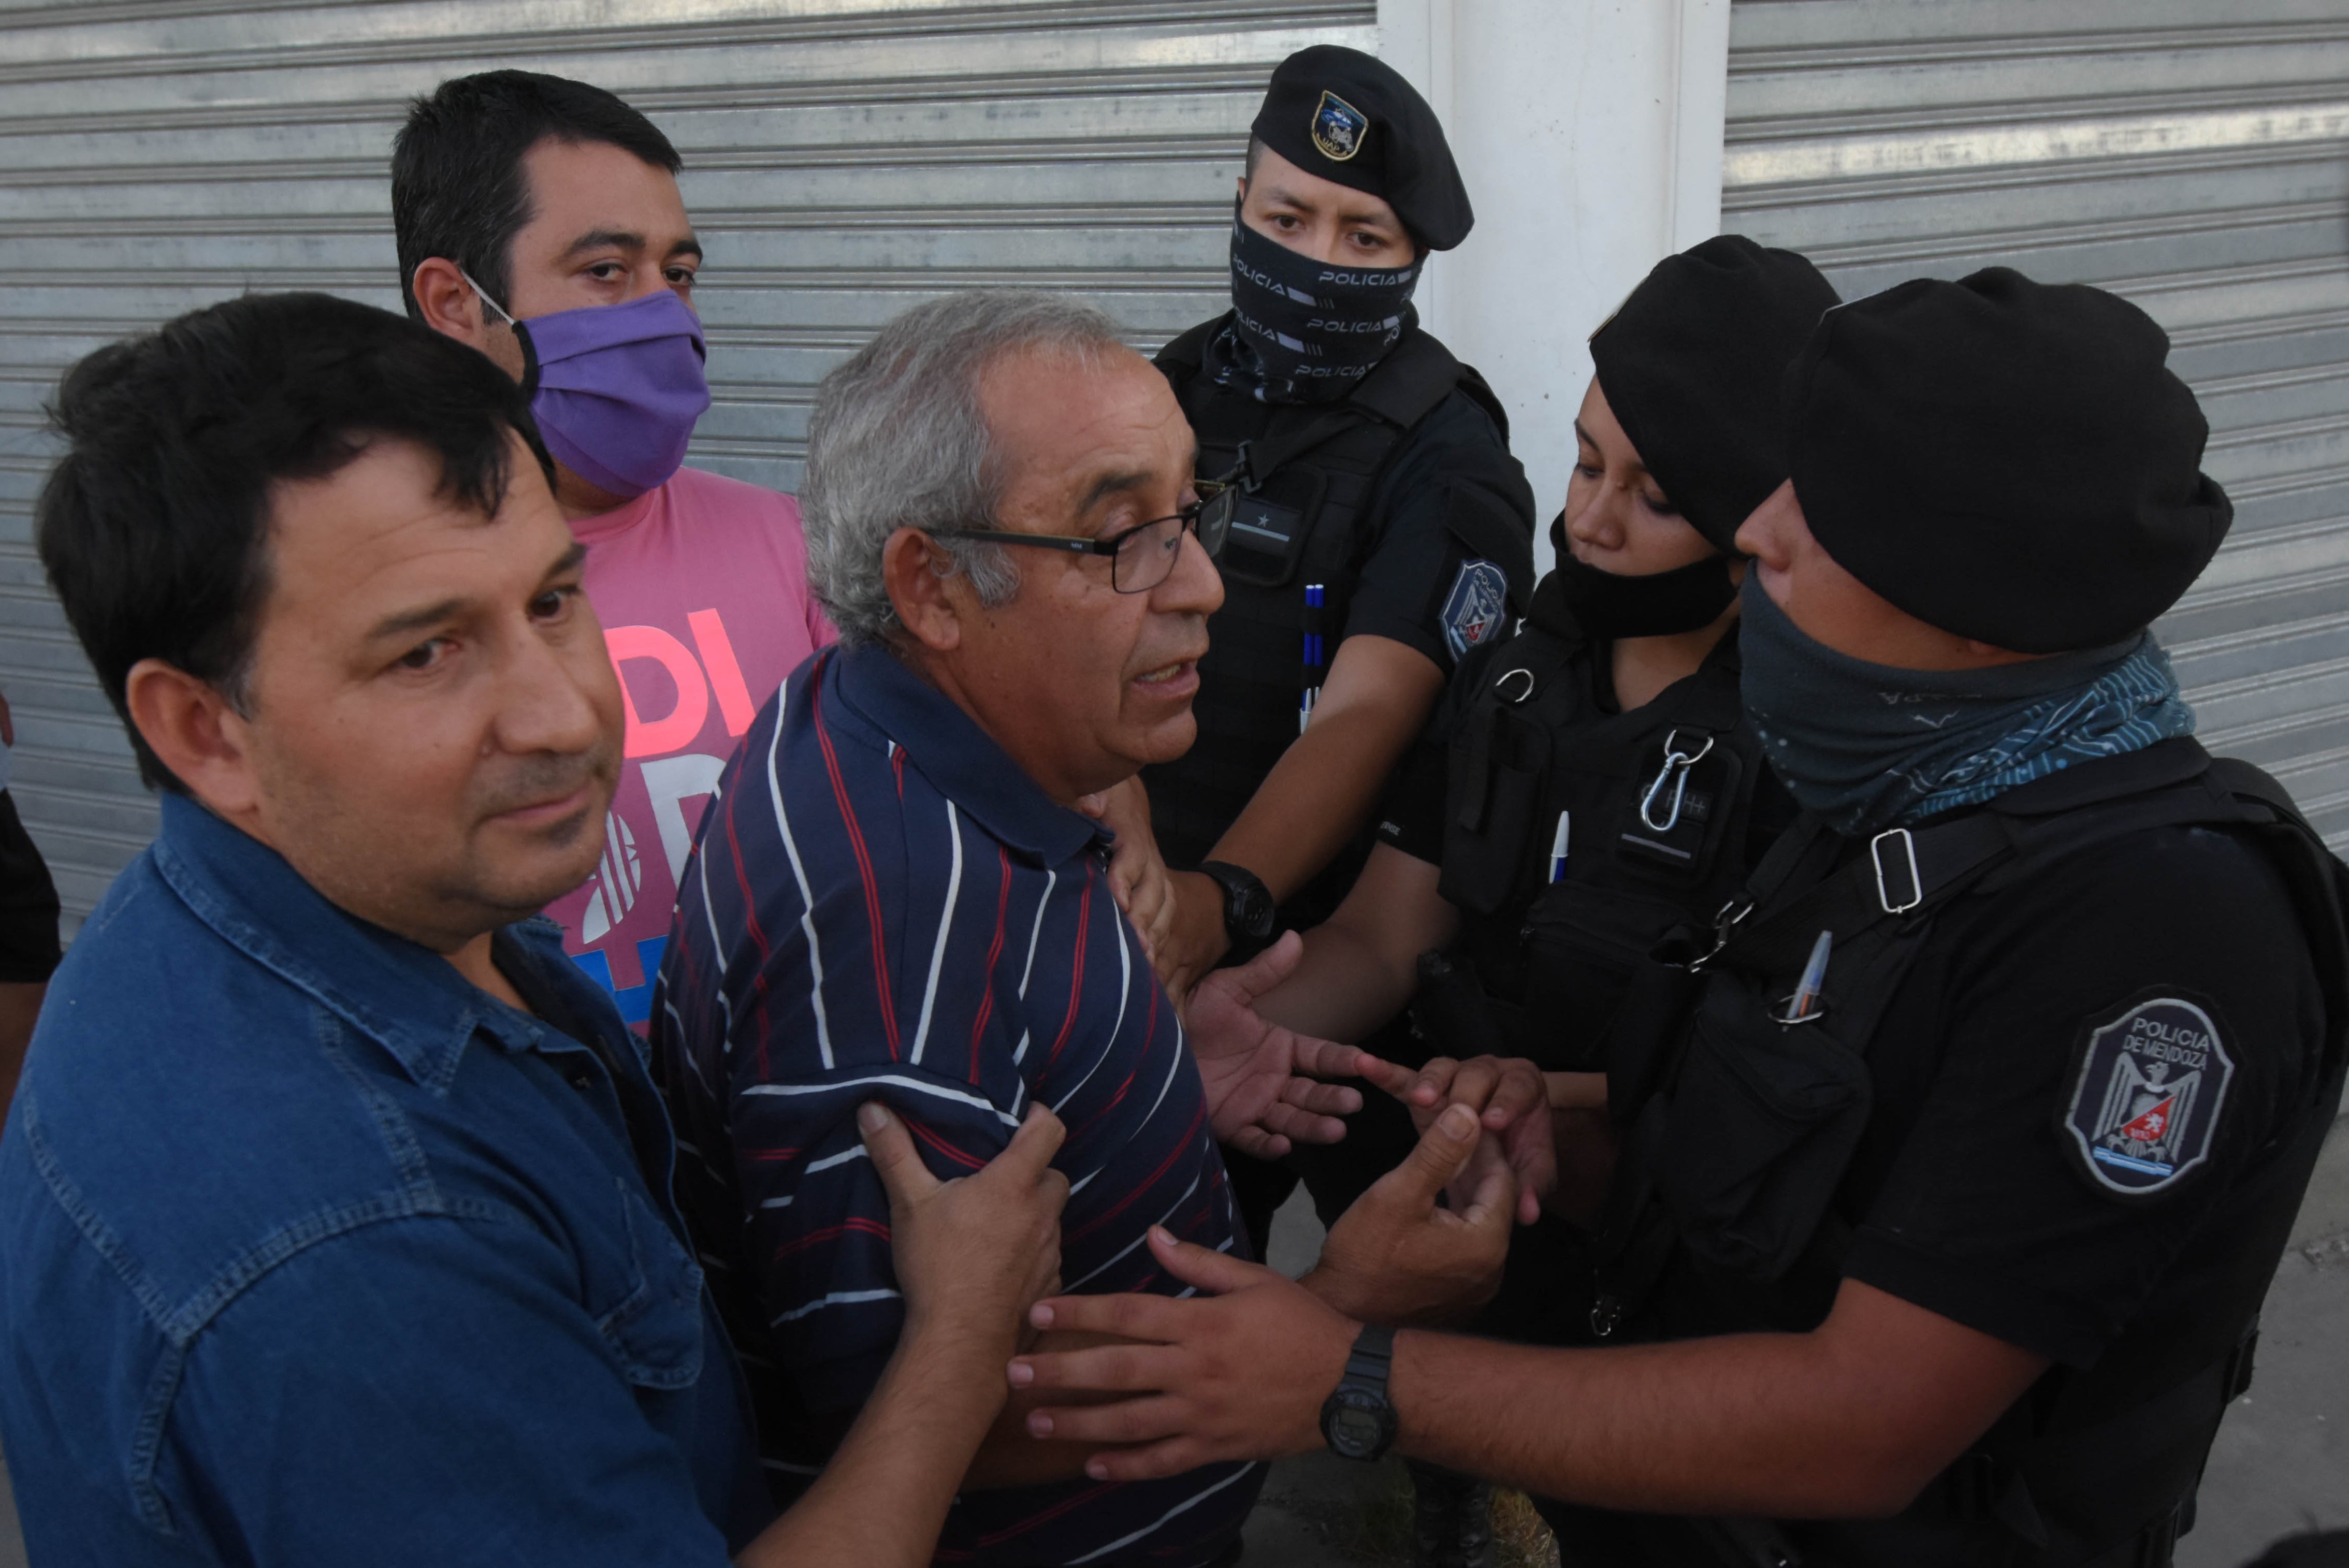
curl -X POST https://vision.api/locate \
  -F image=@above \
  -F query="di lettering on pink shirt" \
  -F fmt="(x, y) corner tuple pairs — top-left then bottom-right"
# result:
(548, 465), (834, 1024)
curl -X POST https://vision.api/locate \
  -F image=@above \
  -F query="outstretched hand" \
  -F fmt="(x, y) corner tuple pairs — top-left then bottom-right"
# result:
(1184, 931), (1379, 1159)
(1362, 1052), (1556, 1225)
(1306, 1101), (1514, 1327)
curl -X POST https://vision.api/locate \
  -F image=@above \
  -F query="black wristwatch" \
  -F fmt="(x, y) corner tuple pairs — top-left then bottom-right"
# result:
(1196, 860), (1277, 961)
(1318, 1324), (1398, 1461)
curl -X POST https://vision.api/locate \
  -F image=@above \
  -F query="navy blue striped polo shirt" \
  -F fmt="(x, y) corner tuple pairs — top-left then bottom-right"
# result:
(653, 642), (1259, 1566)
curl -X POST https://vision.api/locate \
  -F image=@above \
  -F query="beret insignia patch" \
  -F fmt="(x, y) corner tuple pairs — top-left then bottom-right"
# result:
(1311, 90), (1368, 162)
(1441, 559), (1509, 660)
(2061, 994), (2233, 1198)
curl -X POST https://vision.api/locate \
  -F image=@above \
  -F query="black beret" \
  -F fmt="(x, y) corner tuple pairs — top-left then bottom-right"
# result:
(1787, 268), (2231, 654)
(1589, 235), (1838, 553)
(1251, 45), (1472, 251)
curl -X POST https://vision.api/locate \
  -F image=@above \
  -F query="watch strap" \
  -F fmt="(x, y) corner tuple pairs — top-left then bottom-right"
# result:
(1196, 859), (1276, 951)
(1340, 1324), (1395, 1393)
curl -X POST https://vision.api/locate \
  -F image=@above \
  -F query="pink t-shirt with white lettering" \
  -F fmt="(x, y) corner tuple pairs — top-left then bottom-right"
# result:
(548, 464), (835, 1024)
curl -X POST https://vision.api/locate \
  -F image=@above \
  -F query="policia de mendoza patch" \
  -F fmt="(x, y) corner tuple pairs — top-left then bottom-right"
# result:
(2061, 990), (2235, 1198)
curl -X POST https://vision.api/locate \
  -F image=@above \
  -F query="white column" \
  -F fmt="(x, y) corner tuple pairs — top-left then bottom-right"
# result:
(1380, 0), (1730, 572)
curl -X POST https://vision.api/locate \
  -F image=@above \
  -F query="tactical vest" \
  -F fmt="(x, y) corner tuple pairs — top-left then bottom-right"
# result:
(1144, 316), (1512, 898)
(1579, 738), (2349, 1567)
(1421, 615), (1781, 1073)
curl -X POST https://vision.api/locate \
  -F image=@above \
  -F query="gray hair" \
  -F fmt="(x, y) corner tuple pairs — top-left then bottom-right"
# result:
(802, 289), (1133, 647)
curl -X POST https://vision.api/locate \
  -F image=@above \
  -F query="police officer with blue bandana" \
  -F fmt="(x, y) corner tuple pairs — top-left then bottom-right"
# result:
(1146, 45), (1535, 1020)
(1002, 269), (2349, 1568)
(1499, 268), (2349, 1566)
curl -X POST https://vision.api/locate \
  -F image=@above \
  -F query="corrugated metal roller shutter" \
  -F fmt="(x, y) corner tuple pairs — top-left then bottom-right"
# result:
(0, 0), (1376, 933)
(1724, 0), (2349, 846)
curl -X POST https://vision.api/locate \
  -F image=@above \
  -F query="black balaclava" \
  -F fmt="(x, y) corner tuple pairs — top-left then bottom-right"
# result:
(1217, 46), (1471, 405)
(1554, 236), (1838, 637)
(1784, 267), (2232, 654)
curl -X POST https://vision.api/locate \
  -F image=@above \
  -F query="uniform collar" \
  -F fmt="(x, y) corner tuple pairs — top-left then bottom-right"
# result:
(829, 643), (1108, 865)
(151, 792), (571, 1093)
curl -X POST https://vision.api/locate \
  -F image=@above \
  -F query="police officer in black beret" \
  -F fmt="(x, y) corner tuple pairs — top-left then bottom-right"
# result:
(1146, 44), (1535, 1025)
(1005, 268), (2349, 1568)
(1227, 230), (1834, 1251)
(1182, 235), (1831, 1568)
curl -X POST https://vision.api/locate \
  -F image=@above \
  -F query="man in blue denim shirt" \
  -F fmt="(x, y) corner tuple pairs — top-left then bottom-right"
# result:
(0, 292), (1069, 1567)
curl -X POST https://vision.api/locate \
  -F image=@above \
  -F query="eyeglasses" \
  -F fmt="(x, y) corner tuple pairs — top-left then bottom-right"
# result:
(930, 469), (1240, 594)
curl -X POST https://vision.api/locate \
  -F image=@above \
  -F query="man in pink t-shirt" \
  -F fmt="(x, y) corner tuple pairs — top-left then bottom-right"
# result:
(550, 471), (831, 1017)
(395, 70), (833, 1021)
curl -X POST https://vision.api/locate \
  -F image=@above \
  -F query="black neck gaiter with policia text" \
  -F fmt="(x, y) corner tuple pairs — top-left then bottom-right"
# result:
(1215, 202), (1420, 405)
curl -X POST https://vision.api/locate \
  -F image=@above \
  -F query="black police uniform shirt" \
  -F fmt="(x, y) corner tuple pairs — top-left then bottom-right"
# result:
(1149, 353), (1535, 922)
(1823, 817), (2324, 1371)
(1394, 725), (2321, 1368)
(1659, 812), (2338, 1568)
(1306, 390), (1529, 670)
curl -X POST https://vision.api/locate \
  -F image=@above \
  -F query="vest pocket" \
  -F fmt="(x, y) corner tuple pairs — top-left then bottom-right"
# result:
(1656, 974), (1873, 1284)
(1216, 467), (1326, 587)
(596, 1180), (707, 1390)
(1441, 702), (1547, 917)
(1518, 881), (1695, 1069)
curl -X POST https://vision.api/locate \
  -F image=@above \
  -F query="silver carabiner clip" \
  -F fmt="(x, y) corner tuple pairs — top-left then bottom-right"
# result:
(1691, 892), (1752, 971)
(1637, 729), (1716, 833)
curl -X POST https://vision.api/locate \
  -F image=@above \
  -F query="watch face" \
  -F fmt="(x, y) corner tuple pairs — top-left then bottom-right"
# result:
(1205, 864), (1278, 942)
(1236, 886), (1275, 939)
(1322, 1387), (1396, 1460)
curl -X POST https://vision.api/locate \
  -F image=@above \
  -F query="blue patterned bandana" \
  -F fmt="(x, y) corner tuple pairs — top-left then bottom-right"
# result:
(1738, 575), (2197, 838)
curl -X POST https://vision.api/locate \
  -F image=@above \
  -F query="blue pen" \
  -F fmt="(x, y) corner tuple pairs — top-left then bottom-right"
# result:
(1548, 811), (1571, 882)
(1301, 583), (1326, 733)
(1788, 930), (1833, 1020)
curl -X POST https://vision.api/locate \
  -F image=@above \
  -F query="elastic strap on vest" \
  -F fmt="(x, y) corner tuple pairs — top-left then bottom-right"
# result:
(1712, 744), (2285, 978)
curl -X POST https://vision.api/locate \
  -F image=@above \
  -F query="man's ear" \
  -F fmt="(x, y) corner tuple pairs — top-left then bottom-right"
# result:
(125, 658), (263, 821)
(882, 527), (967, 654)
(411, 257), (498, 353)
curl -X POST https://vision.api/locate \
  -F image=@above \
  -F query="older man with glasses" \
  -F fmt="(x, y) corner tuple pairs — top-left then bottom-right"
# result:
(651, 290), (1517, 1568)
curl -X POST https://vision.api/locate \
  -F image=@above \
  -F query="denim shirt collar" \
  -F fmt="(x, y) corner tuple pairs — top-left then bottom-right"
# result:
(829, 642), (1108, 864)
(151, 792), (568, 1093)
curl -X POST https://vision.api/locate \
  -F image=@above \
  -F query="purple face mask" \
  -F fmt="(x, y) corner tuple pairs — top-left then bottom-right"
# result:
(467, 274), (712, 500)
